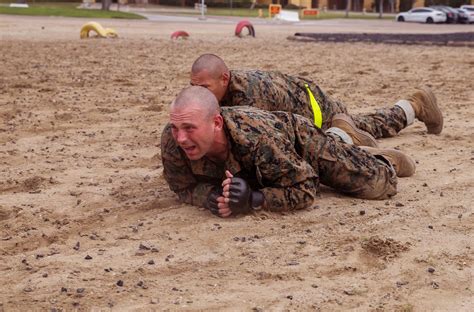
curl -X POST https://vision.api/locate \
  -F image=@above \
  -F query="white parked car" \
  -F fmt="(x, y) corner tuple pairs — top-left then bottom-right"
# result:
(460, 5), (474, 23)
(396, 7), (447, 23)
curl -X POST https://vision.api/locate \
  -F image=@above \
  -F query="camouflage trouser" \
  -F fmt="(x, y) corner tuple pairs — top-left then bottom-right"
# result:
(352, 106), (407, 139)
(293, 114), (397, 199)
(310, 83), (408, 139)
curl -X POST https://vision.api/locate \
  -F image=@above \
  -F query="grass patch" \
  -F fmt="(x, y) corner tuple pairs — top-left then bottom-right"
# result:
(0, 2), (145, 19)
(207, 8), (261, 17)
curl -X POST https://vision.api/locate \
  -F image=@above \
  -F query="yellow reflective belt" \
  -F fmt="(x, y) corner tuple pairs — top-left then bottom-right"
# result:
(304, 83), (322, 128)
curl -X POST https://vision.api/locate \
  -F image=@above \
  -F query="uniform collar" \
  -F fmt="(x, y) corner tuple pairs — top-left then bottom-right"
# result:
(187, 128), (241, 180)
(220, 70), (235, 105)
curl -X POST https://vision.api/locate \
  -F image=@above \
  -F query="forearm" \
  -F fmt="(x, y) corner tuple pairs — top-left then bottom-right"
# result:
(173, 183), (217, 207)
(162, 153), (218, 208)
(259, 180), (318, 212)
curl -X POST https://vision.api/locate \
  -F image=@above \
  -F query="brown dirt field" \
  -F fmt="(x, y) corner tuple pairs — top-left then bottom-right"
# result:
(0, 15), (473, 311)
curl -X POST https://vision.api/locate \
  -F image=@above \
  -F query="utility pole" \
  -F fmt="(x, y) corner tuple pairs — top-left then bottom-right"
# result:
(102, 0), (112, 10)
(199, 0), (206, 20)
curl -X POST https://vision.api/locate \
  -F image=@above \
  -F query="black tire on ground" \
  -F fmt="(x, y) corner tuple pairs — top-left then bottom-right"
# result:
(398, 16), (405, 22)
(427, 17), (434, 24)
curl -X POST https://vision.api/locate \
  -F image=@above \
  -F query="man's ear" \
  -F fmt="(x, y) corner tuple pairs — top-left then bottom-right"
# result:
(221, 71), (230, 86)
(214, 114), (224, 131)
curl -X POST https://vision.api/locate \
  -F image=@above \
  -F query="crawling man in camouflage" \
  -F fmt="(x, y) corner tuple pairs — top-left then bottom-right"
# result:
(190, 54), (443, 147)
(162, 86), (416, 217)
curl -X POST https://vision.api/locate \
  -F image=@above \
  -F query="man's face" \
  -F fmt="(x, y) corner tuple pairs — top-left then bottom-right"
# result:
(170, 104), (217, 160)
(190, 70), (227, 102)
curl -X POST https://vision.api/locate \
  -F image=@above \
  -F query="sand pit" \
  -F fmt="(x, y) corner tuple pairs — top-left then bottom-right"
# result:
(0, 15), (473, 310)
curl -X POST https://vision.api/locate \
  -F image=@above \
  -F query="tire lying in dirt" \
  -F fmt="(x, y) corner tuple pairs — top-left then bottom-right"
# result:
(80, 22), (118, 39)
(235, 20), (255, 38)
(171, 31), (189, 40)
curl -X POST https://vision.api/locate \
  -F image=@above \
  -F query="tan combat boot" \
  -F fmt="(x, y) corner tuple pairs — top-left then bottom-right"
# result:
(330, 114), (379, 147)
(397, 87), (443, 134)
(361, 147), (416, 178)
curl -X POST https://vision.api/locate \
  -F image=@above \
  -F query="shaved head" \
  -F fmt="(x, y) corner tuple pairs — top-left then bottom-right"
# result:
(169, 86), (226, 161)
(171, 86), (220, 119)
(190, 54), (231, 102)
(191, 54), (229, 78)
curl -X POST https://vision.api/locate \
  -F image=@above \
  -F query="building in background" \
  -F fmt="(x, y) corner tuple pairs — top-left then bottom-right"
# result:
(128, 0), (474, 13)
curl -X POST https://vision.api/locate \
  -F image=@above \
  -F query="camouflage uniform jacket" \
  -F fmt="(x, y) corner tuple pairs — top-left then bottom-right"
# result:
(161, 106), (319, 212)
(220, 70), (344, 129)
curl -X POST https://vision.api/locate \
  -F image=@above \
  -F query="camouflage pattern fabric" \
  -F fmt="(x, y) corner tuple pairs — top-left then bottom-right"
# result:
(352, 106), (407, 138)
(161, 106), (397, 212)
(222, 70), (407, 138)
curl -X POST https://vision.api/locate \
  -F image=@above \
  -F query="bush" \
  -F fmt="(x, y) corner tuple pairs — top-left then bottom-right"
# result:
(424, 0), (471, 7)
(284, 3), (305, 10)
(0, 0), (79, 2)
(205, 0), (257, 9)
(156, 0), (263, 8)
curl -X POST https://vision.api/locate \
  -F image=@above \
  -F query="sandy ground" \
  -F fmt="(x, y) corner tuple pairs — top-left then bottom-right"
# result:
(0, 15), (473, 311)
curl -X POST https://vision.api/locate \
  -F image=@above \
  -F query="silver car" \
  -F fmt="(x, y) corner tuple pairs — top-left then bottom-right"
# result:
(460, 5), (474, 23)
(396, 7), (447, 24)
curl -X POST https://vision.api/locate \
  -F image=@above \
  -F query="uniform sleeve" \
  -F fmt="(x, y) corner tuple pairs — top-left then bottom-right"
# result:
(254, 138), (319, 212)
(160, 125), (215, 207)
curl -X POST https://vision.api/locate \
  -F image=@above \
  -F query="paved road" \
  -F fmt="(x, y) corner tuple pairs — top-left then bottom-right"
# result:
(132, 9), (474, 34)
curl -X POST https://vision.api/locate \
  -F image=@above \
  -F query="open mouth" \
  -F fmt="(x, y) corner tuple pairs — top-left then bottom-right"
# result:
(182, 145), (197, 154)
